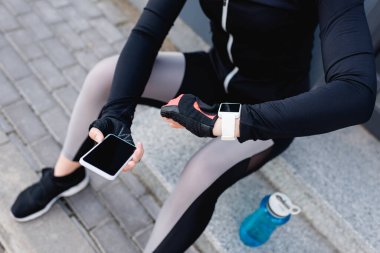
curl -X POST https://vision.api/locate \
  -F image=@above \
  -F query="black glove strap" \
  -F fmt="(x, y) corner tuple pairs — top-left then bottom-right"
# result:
(89, 98), (137, 144)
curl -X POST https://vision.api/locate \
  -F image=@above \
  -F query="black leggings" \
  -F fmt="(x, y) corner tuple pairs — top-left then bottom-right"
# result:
(62, 51), (292, 252)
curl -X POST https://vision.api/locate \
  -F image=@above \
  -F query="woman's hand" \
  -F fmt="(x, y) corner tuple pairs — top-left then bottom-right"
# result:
(161, 94), (241, 138)
(88, 97), (143, 172)
(89, 127), (144, 172)
(160, 94), (219, 137)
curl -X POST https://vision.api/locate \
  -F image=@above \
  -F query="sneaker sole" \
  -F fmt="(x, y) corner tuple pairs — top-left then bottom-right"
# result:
(11, 174), (90, 222)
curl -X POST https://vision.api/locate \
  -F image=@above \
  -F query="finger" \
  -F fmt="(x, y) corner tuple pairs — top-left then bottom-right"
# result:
(89, 127), (104, 143)
(162, 116), (176, 124)
(132, 142), (144, 162)
(162, 117), (184, 128)
(122, 161), (136, 172)
(122, 143), (143, 172)
(170, 122), (184, 128)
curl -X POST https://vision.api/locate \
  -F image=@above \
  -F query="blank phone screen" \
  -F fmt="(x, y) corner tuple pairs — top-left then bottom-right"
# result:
(82, 135), (136, 176)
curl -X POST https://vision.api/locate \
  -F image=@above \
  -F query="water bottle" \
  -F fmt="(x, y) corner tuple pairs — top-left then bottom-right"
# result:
(239, 192), (301, 247)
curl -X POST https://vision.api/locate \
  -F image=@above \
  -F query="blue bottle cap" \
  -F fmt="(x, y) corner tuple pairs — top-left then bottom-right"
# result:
(268, 192), (301, 217)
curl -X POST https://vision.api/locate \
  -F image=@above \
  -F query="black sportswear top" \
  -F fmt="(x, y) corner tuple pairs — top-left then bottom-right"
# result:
(108, 0), (376, 141)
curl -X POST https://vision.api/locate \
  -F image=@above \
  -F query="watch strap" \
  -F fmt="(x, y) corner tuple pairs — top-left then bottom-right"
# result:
(221, 113), (236, 140)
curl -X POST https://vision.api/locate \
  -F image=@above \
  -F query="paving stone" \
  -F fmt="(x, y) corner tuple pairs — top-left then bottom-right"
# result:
(8, 132), (39, 170)
(3, 101), (47, 143)
(72, 0), (102, 19)
(0, 71), (21, 106)
(0, 113), (13, 133)
(88, 170), (112, 192)
(97, 1), (129, 25)
(0, 241), (5, 253)
(53, 23), (85, 51)
(15, 76), (55, 114)
(74, 49), (100, 71)
(66, 186), (110, 230)
(113, 40), (126, 53)
(62, 64), (87, 91)
(40, 106), (69, 144)
(0, 143), (95, 253)
(89, 18), (124, 44)
(47, 0), (69, 8)
(0, 34), (8, 48)
(40, 38), (76, 69)
(58, 199), (74, 217)
(5, 29), (44, 60)
(91, 219), (139, 253)
(69, 216), (102, 253)
(33, 1), (64, 24)
(1, 0), (32, 15)
(100, 181), (153, 235)
(139, 194), (160, 220)
(29, 57), (67, 91)
(18, 13), (53, 40)
(119, 172), (146, 198)
(60, 6), (91, 33)
(0, 46), (32, 81)
(0, 6), (19, 32)
(0, 129), (8, 145)
(132, 225), (153, 251)
(29, 136), (61, 167)
(80, 28), (115, 59)
(118, 22), (134, 38)
(132, 161), (169, 204)
(53, 85), (78, 115)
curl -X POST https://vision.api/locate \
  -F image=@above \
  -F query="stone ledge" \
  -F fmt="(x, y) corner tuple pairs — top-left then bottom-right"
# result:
(260, 156), (378, 253)
(131, 106), (337, 253)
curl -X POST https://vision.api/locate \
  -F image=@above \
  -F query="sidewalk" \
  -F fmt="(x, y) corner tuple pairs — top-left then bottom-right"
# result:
(0, 0), (198, 252)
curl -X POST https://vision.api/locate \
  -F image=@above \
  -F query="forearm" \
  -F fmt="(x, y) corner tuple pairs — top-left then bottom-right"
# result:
(107, 0), (186, 103)
(237, 79), (375, 141)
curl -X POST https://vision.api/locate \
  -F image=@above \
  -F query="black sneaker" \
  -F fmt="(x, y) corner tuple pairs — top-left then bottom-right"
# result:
(11, 166), (89, 222)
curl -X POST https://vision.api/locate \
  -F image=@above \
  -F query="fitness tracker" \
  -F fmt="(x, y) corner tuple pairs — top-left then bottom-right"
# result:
(218, 103), (241, 140)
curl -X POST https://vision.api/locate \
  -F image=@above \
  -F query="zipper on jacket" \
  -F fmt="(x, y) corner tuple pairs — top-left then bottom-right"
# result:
(221, 0), (238, 93)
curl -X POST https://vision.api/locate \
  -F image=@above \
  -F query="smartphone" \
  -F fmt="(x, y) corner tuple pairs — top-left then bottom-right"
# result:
(79, 134), (136, 180)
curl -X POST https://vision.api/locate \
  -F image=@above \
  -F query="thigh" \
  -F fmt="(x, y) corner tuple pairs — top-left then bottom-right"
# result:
(141, 51), (186, 104)
(143, 138), (276, 252)
(140, 51), (226, 108)
(179, 138), (276, 191)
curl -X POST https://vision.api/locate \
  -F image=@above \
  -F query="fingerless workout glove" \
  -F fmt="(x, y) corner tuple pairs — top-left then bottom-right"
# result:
(160, 94), (219, 137)
(89, 98), (136, 145)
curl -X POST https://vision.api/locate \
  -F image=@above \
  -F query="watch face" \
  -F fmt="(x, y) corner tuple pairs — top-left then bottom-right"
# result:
(220, 103), (241, 113)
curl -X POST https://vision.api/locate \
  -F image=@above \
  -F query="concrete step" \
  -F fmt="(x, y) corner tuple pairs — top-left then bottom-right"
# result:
(132, 108), (380, 253)
(131, 106), (338, 253)
(280, 126), (380, 253)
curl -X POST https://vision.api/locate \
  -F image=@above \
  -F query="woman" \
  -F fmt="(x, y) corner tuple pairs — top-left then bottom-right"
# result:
(11, 0), (376, 252)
